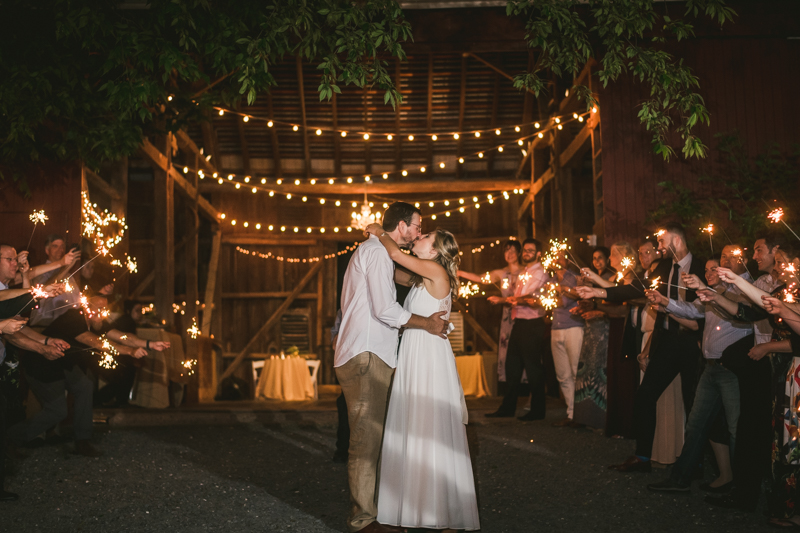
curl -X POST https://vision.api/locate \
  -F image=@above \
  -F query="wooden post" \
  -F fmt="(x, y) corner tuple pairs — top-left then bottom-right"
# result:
(153, 133), (175, 328)
(202, 228), (221, 336)
(185, 152), (199, 333)
(315, 258), (324, 358)
(219, 260), (324, 384)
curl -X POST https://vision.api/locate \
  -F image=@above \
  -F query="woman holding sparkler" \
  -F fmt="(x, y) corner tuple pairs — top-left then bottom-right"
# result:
(458, 239), (522, 384)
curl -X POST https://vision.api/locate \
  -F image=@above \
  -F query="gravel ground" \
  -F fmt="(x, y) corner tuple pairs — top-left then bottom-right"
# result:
(3, 401), (775, 533)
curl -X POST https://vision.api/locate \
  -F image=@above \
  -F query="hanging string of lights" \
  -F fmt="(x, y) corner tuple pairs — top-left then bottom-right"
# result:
(184, 109), (596, 189)
(218, 189), (527, 234)
(235, 242), (361, 263)
(212, 105), (597, 139)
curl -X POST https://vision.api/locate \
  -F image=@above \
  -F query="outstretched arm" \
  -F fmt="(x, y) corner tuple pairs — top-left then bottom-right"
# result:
(366, 225), (448, 283)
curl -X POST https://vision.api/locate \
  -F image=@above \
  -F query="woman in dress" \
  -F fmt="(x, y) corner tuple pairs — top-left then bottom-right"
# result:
(364, 224), (480, 531)
(458, 239), (522, 383)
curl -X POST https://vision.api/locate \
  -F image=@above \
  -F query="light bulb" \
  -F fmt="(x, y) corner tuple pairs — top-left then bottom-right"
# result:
(431, 214), (437, 220)
(183, 166), (188, 174)
(414, 202), (420, 208)
(269, 191), (274, 197)
(302, 196), (307, 202)
(268, 225), (274, 230)
(495, 129), (501, 135)
(387, 134), (392, 141)
(276, 179), (282, 184)
(243, 116), (250, 122)
(429, 201), (434, 207)
(335, 200), (341, 206)
(328, 178), (334, 184)
(219, 109), (224, 116)
(538, 132), (544, 138)
(498, 146), (503, 152)
(475, 132), (480, 138)
(294, 179), (300, 185)
(365, 176), (370, 182)
(557, 124), (563, 130)
(453, 133), (459, 140)
(515, 126), (520, 132)
(255, 223), (261, 229)
(315, 129), (322, 135)
(320, 199), (325, 204)
(439, 162), (445, 168)
(555, 117), (561, 124)
(408, 135), (414, 141)
(261, 178), (266, 184)
(458, 157), (464, 164)
(251, 188), (257, 193)
(431, 135), (438, 141)
(444, 200), (450, 206)
(402, 170), (408, 176)
(420, 167), (426, 172)
(363, 133), (370, 140)
(478, 153), (484, 158)
(292, 125), (299, 131)
(267, 120), (273, 127)
(286, 193), (292, 199)
(341, 131), (347, 137)
(382, 173), (388, 179)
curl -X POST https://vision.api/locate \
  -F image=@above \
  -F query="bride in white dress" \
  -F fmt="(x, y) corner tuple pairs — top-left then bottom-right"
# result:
(364, 224), (480, 532)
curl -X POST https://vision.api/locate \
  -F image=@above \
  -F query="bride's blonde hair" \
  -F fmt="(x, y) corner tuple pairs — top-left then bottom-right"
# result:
(409, 229), (462, 299)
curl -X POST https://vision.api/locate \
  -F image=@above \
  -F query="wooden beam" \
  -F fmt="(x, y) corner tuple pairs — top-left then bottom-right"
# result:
(130, 222), (202, 299)
(315, 264), (324, 356)
(236, 116), (251, 175)
(332, 93), (342, 178)
(363, 86), (372, 176)
(528, 118), (596, 196)
(175, 129), (217, 176)
(140, 138), (220, 221)
(453, 300), (498, 352)
(457, 55), (467, 180)
(201, 178), (530, 197)
(222, 292), (317, 299)
(185, 151), (200, 334)
(83, 167), (122, 201)
(296, 55), (312, 179)
(394, 58), (403, 173)
(426, 53), (435, 175)
(201, 229), (221, 338)
(267, 94), (283, 179)
(153, 133), (174, 328)
(219, 260), (324, 383)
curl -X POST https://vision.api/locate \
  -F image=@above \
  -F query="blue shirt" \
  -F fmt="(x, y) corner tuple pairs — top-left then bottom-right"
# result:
(551, 270), (585, 330)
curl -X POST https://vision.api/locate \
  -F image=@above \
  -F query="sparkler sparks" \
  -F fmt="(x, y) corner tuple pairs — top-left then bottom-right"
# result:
(518, 271), (532, 285)
(126, 256), (138, 273)
(29, 285), (49, 300)
(650, 276), (661, 291)
(701, 224), (715, 253)
(784, 289), (796, 304)
(655, 229), (666, 237)
(81, 191), (127, 255)
(480, 272), (492, 284)
(187, 319), (201, 339)
(181, 359), (198, 376)
(97, 336), (119, 369)
(459, 282), (481, 299)
(29, 210), (48, 225)
(501, 278), (510, 290)
(768, 207), (800, 242)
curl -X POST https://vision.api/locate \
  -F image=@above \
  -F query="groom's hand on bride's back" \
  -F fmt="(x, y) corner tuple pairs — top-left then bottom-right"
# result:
(425, 311), (450, 338)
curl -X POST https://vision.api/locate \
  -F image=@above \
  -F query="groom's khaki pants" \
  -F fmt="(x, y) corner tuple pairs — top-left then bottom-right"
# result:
(335, 351), (394, 532)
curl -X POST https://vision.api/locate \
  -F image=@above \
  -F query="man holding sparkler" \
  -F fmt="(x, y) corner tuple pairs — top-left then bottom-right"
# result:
(576, 223), (706, 472)
(0, 244), (75, 291)
(646, 246), (753, 493)
(486, 238), (549, 420)
(30, 234), (81, 286)
(7, 295), (149, 457)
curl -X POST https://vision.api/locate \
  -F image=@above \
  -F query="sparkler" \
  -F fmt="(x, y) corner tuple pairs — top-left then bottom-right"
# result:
(701, 224), (714, 254)
(26, 209), (48, 250)
(619, 256), (645, 288)
(501, 278), (510, 290)
(768, 208), (800, 242)
(97, 336), (119, 369)
(458, 282), (481, 299)
(187, 318), (201, 339)
(784, 289), (796, 304)
(649, 276), (661, 291)
(731, 248), (754, 278)
(180, 359), (198, 376)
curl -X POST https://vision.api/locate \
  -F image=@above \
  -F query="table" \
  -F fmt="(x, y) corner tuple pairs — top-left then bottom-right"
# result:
(255, 356), (315, 401)
(455, 354), (491, 398)
(129, 329), (187, 409)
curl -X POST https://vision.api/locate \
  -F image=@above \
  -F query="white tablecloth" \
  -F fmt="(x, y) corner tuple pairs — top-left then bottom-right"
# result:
(255, 357), (315, 401)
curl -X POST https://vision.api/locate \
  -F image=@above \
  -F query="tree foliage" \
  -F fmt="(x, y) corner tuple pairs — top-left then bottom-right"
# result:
(646, 133), (800, 251)
(0, 0), (411, 171)
(506, 0), (735, 160)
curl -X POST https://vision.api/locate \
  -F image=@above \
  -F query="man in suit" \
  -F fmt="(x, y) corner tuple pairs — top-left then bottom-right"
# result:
(576, 223), (706, 472)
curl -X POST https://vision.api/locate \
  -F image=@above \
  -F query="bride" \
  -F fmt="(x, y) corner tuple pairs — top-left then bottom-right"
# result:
(364, 223), (480, 531)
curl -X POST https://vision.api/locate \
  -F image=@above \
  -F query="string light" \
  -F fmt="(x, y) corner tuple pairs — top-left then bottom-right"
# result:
(236, 242), (360, 263)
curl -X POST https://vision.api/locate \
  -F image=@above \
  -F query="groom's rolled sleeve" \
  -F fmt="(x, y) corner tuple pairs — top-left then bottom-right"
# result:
(364, 248), (412, 329)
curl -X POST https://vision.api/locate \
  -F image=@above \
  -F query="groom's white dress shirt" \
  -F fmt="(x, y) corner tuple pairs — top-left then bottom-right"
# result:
(335, 235), (412, 369)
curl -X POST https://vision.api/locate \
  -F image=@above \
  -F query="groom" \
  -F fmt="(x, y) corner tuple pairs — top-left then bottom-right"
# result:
(335, 201), (450, 533)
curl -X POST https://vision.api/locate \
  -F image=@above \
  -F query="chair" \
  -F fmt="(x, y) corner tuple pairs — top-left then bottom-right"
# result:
(306, 359), (321, 399)
(252, 359), (265, 384)
(448, 311), (465, 354)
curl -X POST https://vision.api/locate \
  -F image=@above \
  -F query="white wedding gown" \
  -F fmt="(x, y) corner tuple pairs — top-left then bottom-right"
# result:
(377, 284), (480, 531)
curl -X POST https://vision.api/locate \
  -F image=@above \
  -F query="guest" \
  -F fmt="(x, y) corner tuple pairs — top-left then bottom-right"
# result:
(0, 313), (31, 502)
(577, 223), (706, 472)
(8, 295), (147, 457)
(548, 249), (584, 426)
(591, 246), (617, 283)
(459, 239), (523, 384)
(646, 246), (754, 493)
(702, 243), (798, 521)
(576, 242), (639, 435)
(0, 244), (73, 290)
(486, 239), (548, 420)
(30, 235), (79, 286)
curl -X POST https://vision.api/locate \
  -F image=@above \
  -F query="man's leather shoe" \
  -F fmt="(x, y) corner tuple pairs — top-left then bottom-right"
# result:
(704, 493), (756, 512)
(72, 440), (103, 458)
(552, 417), (572, 427)
(609, 455), (651, 473)
(647, 478), (690, 492)
(517, 412), (545, 421)
(484, 410), (515, 418)
(0, 490), (19, 502)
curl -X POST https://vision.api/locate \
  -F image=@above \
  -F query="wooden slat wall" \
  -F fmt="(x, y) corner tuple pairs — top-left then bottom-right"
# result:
(599, 36), (800, 244)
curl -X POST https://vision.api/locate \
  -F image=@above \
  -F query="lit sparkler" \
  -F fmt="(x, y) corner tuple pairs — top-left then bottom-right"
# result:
(784, 289), (796, 304)
(29, 285), (49, 300)
(97, 336), (119, 369)
(701, 224), (714, 254)
(501, 278), (510, 290)
(768, 208), (800, 242)
(649, 276), (661, 291)
(126, 256), (138, 273)
(459, 282), (481, 299)
(480, 272), (492, 284)
(181, 359), (198, 376)
(518, 271), (532, 285)
(187, 318), (201, 339)
(26, 209), (48, 250)
(731, 248), (753, 277)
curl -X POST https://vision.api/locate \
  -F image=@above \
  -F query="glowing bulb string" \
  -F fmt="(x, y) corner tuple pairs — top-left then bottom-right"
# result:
(235, 242), (361, 263)
(186, 114), (587, 189)
(211, 106), (591, 139)
(217, 190), (527, 234)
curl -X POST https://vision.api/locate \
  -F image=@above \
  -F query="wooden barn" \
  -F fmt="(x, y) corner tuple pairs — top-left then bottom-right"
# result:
(3, 1), (798, 403)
